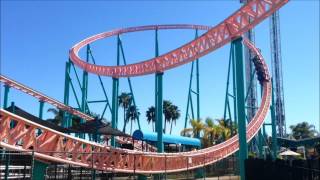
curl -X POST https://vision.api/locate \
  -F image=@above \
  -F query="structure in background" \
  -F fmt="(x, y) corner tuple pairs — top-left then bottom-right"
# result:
(270, 10), (286, 137)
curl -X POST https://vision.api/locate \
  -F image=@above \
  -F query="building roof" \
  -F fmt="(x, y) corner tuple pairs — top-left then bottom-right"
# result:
(67, 120), (130, 137)
(132, 130), (201, 147)
(5, 105), (129, 137)
(5, 105), (69, 133)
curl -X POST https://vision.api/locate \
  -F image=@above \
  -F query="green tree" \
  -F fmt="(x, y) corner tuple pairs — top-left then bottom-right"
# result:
(289, 122), (317, 140)
(118, 92), (132, 133)
(126, 105), (140, 135)
(146, 106), (156, 132)
(216, 118), (232, 141)
(203, 117), (221, 147)
(169, 105), (181, 134)
(181, 119), (204, 138)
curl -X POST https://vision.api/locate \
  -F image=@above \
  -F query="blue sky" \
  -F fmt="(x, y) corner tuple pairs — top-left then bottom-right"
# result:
(1, 0), (319, 136)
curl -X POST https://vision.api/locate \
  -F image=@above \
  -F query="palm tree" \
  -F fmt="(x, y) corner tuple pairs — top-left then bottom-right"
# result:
(163, 100), (173, 133)
(118, 92), (132, 133)
(216, 118), (232, 141)
(180, 119), (204, 138)
(47, 108), (63, 126)
(126, 105), (140, 135)
(169, 105), (180, 134)
(146, 106), (156, 132)
(203, 117), (221, 147)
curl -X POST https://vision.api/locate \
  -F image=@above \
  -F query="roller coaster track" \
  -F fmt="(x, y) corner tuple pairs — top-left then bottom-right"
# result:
(0, 0), (287, 174)
(0, 75), (93, 121)
(0, 75), (156, 152)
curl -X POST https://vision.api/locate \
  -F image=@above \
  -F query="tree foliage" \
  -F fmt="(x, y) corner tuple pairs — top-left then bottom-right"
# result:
(146, 106), (156, 132)
(289, 121), (317, 140)
(118, 92), (132, 133)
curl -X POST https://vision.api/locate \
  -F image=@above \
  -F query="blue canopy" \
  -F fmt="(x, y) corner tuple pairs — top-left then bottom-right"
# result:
(132, 130), (200, 147)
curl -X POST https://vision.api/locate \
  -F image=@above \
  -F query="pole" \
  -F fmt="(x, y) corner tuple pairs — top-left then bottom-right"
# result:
(63, 61), (71, 127)
(231, 44), (238, 128)
(39, 101), (44, 119)
(156, 72), (164, 153)
(233, 37), (247, 180)
(3, 85), (10, 109)
(271, 78), (278, 160)
(195, 29), (200, 121)
(154, 28), (163, 153)
(81, 45), (89, 114)
(111, 77), (119, 147)
(30, 150), (35, 180)
(184, 62), (194, 130)
(91, 152), (96, 180)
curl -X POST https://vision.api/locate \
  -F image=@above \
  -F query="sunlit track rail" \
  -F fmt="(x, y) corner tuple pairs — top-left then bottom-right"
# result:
(0, 75), (94, 121)
(0, 75), (156, 152)
(70, 0), (287, 77)
(0, 39), (271, 174)
(0, 0), (288, 174)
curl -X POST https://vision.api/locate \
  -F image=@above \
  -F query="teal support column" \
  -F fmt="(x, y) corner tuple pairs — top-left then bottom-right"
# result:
(3, 85), (10, 109)
(258, 130), (264, 158)
(63, 61), (71, 127)
(231, 45), (238, 128)
(155, 72), (164, 153)
(39, 101), (44, 119)
(233, 37), (247, 180)
(111, 77), (119, 147)
(154, 29), (164, 153)
(81, 45), (89, 114)
(32, 160), (48, 180)
(2, 85), (9, 177)
(262, 123), (267, 139)
(79, 45), (89, 139)
(270, 79), (278, 160)
(184, 62), (194, 130)
(195, 30), (200, 122)
(224, 44), (235, 135)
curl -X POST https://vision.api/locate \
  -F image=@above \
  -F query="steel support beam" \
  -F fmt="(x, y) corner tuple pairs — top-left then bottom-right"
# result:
(81, 45), (89, 115)
(63, 61), (71, 127)
(155, 72), (164, 153)
(233, 37), (247, 180)
(39, 101), (44, 119)
(184, 29), (200, 131)
(224, 43), (235, 136)
(3, 85), (10, 109)
(118, 36), (141, 130)
(271, 79), (278, 159)
(111, 78), (119, 147)
(232, 45), (238, 128)
(184, 61), (194, 130)
(154, 29), (164, 153)
(195, 30), (200, 121)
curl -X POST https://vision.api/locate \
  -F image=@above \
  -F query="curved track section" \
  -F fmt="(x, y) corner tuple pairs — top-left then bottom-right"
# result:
(0, 0), (288, 174)
(1, 39), (270, 174)
(70, 0), (287, 77)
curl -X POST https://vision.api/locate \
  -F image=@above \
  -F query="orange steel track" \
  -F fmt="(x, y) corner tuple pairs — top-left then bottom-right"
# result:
(0, 75), (93, 121)
(0, 0), (288, 174)
(0, 75), (156, 152)
(70, 0), (288, 78)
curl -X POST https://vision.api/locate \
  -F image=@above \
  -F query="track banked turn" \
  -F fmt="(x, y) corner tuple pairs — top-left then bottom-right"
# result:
(0, 0), (287, 174)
